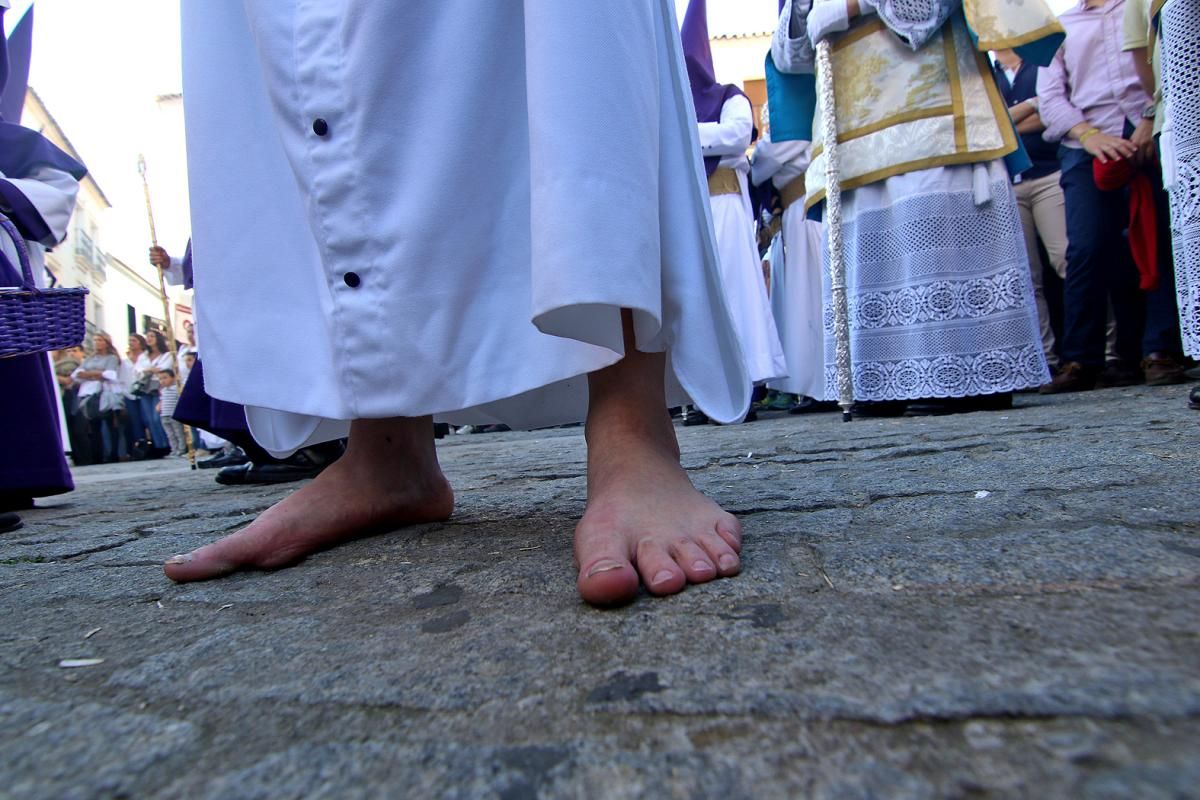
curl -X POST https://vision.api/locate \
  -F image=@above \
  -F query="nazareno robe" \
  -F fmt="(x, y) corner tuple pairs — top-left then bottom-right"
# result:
(182, 1), (750, 456)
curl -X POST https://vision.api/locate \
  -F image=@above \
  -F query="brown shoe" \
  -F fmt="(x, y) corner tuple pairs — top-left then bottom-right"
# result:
(1142, 353), (1187, 386)
(1040, 361), (1098, 394)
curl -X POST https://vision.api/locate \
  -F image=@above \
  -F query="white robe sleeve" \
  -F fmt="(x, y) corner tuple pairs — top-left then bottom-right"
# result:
(161, 256), (187, 287)
(772, 0), (817, 74)
(698, 95), (753, 159)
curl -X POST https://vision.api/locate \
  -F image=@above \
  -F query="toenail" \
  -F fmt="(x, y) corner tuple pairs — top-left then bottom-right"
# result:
(719, 554), (738, 571)
(693, 560), (714, 573)
(165, 554), (192, 565)
(586, 560), (624, 578)
(651, 570), (675, 586)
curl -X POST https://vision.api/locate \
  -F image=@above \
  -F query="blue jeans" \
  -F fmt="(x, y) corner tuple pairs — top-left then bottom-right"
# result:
(126, 393), (170, 449)
(1058, 146), (1144, 367)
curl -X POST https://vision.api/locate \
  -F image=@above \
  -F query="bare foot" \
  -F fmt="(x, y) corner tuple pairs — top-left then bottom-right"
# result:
(575, 318), (742, 606)
(575, 423), (742, 606)
(163, 418), (453, 582)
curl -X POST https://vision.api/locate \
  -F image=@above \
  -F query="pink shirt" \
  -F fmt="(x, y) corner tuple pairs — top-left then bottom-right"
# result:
(1036, 0), (1152, 148)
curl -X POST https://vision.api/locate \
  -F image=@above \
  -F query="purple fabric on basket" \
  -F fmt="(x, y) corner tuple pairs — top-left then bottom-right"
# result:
(682, 0), (751, 176)
(0, 352), (74, 501)
(172, 357), (249, 438)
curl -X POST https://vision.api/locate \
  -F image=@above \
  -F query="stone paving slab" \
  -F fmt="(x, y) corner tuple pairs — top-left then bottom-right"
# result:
(1, 385), (1198, 798)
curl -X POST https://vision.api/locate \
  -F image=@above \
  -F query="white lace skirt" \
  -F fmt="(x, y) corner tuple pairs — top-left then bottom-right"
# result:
(181, 0), (750, 455)
(1161, 0), (1200, 358)
(822, 160), (1049, 401)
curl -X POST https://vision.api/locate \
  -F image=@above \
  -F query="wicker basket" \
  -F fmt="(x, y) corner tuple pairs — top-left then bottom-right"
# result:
(0, 215), (88, 359)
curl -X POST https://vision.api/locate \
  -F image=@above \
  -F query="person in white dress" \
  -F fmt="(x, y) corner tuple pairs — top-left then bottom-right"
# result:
(685, 0), (787, 391)
(752, 122), (826, 403)
(164, 1), (752, 606)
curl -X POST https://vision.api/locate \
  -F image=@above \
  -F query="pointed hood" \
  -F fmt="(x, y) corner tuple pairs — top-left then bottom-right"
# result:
(681, 0), (751, 174)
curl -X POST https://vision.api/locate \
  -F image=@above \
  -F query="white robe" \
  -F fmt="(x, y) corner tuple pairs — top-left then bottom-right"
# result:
(181, 1), (750, 456)
(751, 133), (825, 399)
(698, 95), (787, 385)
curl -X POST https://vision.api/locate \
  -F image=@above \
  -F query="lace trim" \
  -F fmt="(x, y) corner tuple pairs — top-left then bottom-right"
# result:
(823, 176), (1049, 399)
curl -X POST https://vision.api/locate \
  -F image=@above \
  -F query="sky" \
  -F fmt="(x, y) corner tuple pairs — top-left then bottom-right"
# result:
(11, 0), (1075, 272)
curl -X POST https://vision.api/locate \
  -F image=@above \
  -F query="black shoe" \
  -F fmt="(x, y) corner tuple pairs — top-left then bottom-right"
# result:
(1189, 385), (1200, 411)
(0, 496), (34, 513)
(787, 396), (839, 415)
(215, 443), (342, 486)
(1096, 361), (1143, 388)
(682, 408), (709, 426)
(906, 393), (1013, 416)
(850, 400), (908, 417)
(0, 512), (22, 533)
(198, 449), (249, 470)
(433, 422), (450, 439)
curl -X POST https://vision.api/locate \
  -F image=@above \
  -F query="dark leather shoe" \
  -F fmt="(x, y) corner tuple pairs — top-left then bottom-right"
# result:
(1040, 361), (1097, 394)
(682, 408), (709, 426)
(1096, 361), (1144, 388)
(1142, 353), (1187, 386)
(198, 449), (249, 470)
(0, 512), (22, 533)
(215, 443), (342, 485)
(1190, 385), (1200, 410)
(788, 396), (839, 414)
(216, 461), (321, 485)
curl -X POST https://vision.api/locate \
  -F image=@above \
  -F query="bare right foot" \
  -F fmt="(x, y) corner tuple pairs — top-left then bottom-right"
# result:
(163, 418), (453, 582)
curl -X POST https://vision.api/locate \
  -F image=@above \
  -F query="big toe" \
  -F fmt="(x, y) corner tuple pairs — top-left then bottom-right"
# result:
(162, 541), (248, 583)
(577, 556), (640, 607)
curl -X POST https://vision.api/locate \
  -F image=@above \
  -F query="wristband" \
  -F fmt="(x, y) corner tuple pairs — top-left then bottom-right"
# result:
(1078, 127), (1101, 145)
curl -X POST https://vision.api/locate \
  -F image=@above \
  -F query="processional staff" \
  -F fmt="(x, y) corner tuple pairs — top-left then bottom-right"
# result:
(137, 153), (197, 469)
(815, 40), (854, 422)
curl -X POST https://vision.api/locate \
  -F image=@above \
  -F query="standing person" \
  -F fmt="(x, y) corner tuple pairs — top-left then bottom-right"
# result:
(71, 334), (124, 464)
(1123, 0), (1200, 410)
(1037, 0), (1186, 391)
(54, 346), (94, 466)
(0, 0), (87, 524)
(156, 369), (186, 456)
(772, 0), (1055, 411)
(133, 329), (173, 456)
(751, 117), (826, 406)
(993, 48), (1071, 374)
(123, 333), (156, 454)
(165, 1), (752, 606)
(683, 0), (786, 420)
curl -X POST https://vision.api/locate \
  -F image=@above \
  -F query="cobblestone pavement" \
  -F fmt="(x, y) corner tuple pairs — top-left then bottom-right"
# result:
(2, 385), (1199, 799)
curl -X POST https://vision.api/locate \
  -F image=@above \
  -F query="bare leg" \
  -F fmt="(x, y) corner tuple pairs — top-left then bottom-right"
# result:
(163, 417), (453, 582)
(575, 312), (743, 606)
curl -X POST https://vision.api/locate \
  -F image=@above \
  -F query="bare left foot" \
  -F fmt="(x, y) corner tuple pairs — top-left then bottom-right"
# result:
(575, 322), (742, 606)
(575, 418), (742, 606)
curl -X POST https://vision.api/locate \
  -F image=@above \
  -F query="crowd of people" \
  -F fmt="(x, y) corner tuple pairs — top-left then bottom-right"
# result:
(49, 328), (196, 466)
(5, 0), (1196, 605)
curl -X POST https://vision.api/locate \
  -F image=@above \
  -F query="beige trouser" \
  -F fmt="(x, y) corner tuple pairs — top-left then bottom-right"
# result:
(1015, 172), (1068, 366)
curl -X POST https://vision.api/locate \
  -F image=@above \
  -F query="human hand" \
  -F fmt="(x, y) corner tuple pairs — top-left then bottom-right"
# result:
(1129, 119), (1155, 166)
(1081, 131), (1136, 165)
(807, 0), (851, 46)
(148, 245), (170, 269)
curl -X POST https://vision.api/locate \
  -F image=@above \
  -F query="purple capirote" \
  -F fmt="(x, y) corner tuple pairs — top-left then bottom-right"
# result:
(681, 0), (751, 175)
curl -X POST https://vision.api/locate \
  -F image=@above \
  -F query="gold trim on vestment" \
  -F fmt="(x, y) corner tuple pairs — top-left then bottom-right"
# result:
(833, 16), (886, 51)
(811, 106), (956, 159)
(944, 31), (967, 152)
(780, 175), (807, 210)
(977, 47), (1019, 154)
(708, 167), (741, 196)
(969, 21), (1065, 50)
(803, 142), (1018, 211)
